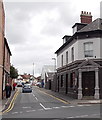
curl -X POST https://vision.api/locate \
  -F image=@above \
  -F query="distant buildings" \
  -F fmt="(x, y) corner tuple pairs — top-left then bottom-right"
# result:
(55, 11), (102, 99)
(41, 65), (55, 88)
(0, 0), (11, 99)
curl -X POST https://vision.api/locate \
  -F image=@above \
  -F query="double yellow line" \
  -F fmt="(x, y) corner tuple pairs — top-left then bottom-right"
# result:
(2, 89), (19, 114)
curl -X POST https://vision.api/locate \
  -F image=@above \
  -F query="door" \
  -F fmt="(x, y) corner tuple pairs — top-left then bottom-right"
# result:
(82, 71), (95, 96)
(57, 76), (59, 92)
(66, 74), (68, 94)
(49, 80), (51, 90)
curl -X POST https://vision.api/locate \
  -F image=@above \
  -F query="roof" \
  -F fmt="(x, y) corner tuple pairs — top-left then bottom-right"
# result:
(55, 18), (102, 54)
(42, 65), (55, 73)
(21, 74), (31, 79)
(46, 72), (55, 80)
(78, 18), (102, 32)
(72, 23), (87, 28)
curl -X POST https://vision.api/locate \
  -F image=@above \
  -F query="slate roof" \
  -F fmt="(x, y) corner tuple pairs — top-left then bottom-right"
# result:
(55, 18), (102, 54)
(78, 18), (102, 32)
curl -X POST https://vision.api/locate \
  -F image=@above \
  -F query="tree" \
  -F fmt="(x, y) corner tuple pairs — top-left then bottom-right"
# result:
(10, 65), (18, 79)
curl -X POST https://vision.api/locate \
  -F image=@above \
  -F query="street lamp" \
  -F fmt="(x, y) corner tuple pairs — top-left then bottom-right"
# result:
(52, 58), (56, 72)
(33, 63), (34, 77)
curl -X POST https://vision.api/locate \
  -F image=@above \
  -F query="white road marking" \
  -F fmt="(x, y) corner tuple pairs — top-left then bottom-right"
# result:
(75, 115), (89, 118)
(40, 103), (47, 110)
(35, 97), (38, 101)
(20, 111), (23, 114)
(32, 93), (35, 97)
(12, 112), (18, 114)
(39, 103), (51, 110)
(67, 113), (100, 119)
(68, 105), (75, 107)
(53, 107), (60, 109)
(77, 104), (91, 107)
(22, 107), (31, 109)
(26, 110), (36, 113)
(32, 93), (39, 101)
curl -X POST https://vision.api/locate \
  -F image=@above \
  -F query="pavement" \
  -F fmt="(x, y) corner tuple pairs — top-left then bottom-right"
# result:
(38, 87), (102, 105)
(0, 86), (102, 113)
(0, 89), (17, 113)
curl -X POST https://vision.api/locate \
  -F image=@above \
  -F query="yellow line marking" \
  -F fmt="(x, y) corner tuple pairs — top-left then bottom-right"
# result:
(2, 89), (19, 114)
(39, 90), (70, 104)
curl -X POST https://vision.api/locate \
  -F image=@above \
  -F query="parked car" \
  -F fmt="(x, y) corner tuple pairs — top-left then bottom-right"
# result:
(22, 84), (32, 93)
(36, 82), (41, 88)
(17, 81), (22, 87)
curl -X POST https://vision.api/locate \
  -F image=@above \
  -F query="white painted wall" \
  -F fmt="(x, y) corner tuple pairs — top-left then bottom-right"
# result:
(100, 38), (102, 58)
(57, 38), (101, 68)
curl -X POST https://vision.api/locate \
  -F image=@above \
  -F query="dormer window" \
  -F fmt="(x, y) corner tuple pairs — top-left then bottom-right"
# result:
(73, 26), (77, 34)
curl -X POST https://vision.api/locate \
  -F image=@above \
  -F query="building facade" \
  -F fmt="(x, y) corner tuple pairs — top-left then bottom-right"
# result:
(0, 0), (11, 99)
(55, 11), (102, 99)
(41, 65), (55, 88)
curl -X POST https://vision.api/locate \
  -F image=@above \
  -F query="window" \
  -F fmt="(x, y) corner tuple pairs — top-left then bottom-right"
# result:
(71, 47), (74, 61)
(61, 75), (64, 87)
(61, 55), (63, 67)
(66, 51), (68, 64)
(84, 42), (93, 57)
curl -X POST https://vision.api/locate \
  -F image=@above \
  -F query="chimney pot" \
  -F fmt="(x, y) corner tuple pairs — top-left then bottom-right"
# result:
(80, 11), (92, 24)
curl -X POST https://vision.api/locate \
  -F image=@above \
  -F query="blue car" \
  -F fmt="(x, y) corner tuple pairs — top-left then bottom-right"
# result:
(22, 84), (32, 93)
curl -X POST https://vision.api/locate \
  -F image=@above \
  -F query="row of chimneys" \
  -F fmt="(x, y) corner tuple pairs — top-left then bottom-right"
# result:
(80, 11), (92, 24)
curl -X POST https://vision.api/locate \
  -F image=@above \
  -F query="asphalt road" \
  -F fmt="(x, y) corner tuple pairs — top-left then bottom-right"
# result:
(2, 86), (100, 119)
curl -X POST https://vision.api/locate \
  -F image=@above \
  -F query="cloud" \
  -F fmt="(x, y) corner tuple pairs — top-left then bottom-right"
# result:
(4, 1), (101, 76)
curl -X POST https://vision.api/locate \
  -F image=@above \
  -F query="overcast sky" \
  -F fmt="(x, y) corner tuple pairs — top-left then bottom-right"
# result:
(4, 0), (101, 77)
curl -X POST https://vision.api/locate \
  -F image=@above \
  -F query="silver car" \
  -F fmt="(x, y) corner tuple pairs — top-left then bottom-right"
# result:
(22, 84), (32, 93)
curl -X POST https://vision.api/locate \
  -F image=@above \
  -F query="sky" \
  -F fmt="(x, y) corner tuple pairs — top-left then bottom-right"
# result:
(3, 0), (101, 77)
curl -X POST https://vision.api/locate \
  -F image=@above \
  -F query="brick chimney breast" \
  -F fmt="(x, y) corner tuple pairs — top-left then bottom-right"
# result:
(80, 11), (92, 24)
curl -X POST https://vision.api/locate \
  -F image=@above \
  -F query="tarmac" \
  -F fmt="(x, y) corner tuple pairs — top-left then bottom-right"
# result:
(0, 87), (102, 113)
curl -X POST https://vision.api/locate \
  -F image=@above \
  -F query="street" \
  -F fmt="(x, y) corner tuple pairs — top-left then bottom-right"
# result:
(2, 87), (100, 119)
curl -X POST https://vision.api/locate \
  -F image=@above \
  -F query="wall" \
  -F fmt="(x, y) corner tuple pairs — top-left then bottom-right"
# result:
(100, 38), (102, 58)
(57, 38), (101, 68)
(0, 1), (5, 100)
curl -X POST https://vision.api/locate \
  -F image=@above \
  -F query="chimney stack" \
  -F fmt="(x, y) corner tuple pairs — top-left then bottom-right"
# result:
(80, 11), (92, 24)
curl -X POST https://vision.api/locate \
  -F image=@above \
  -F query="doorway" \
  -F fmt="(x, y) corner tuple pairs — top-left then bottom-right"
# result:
(82, 71), (95, 96)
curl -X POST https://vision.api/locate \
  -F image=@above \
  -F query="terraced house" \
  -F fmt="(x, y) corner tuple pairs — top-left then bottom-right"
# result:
(55, 11), (102, 99)
(0, 0), (11, 99)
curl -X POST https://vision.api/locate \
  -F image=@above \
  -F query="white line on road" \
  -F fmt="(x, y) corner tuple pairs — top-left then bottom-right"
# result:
(26, 110), (36, 113)
(32, 93), (38, 101)
(22, 107), (31, 109)
(53, 107), (60, 109)
(77, 105), (91, 107)
(12, 112), (18, 114)
(35, 97), (38, 101)
(39, 103), (47, 110)
(20, 111), (23, 114)
(67, 113), (100, 119)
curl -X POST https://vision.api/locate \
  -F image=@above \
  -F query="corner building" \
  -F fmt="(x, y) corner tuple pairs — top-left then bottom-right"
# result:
(55, 11), (102, 99)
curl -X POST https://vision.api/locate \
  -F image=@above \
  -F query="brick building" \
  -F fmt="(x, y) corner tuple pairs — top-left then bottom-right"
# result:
(55, 11), (102, 99)
(0, 0), (11, 99)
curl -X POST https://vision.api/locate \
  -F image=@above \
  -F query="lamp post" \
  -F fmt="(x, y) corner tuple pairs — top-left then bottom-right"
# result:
(52, 58), (56, 72)
(33, 63), (34, 78)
